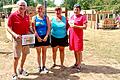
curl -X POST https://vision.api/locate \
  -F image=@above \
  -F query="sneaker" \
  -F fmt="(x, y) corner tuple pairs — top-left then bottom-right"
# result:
(41, 66), (49, 74)
(18, 69), (29, 76)
(38, 67), (42, 73)
(76, 66), (81, 72)
(12, 74), (18, 80)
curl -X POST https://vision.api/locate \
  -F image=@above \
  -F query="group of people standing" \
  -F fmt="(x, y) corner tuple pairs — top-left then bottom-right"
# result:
(7, 0), (87, 80)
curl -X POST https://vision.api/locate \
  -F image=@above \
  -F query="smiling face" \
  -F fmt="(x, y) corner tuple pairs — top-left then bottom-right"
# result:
(36, 4), (44, 15)
(73, 7), (81, 15)
(17, 2), (27, 13)
(55, 7), (62, 16)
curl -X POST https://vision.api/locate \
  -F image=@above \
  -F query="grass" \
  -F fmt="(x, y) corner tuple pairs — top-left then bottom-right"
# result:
(83, 29), (120, 62)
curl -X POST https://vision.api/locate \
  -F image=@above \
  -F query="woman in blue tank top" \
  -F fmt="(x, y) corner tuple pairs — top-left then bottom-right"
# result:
(51, 7), (68, 68)
(32, 4), (50, 73)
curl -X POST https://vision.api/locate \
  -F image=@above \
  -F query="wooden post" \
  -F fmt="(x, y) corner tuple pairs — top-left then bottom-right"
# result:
(91, 10), (93, 29)
(95, 12), (98, 29)
(44, 0), (47, 16)
(65, 0), (67, 18)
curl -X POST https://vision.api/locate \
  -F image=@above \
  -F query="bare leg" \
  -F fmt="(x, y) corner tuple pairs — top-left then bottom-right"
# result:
(13, 38), (21, 74)
(36, 47), (41, 67)
(14, 57), (19, 74)
(76, 51), (82, 66)
(20, 46), (29, 69)
(74, 51), (77, 65)
(52, 46), (58, 65)
(42, 46), (47, 66)
(59, 46), (65, 66)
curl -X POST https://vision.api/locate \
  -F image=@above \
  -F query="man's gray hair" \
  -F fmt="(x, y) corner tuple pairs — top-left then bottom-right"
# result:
(16, 0), (27, 7)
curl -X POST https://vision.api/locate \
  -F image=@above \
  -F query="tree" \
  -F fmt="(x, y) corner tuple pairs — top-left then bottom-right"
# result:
(63, 0), (77, 10)
(77, 0), (91, 10)
(113, 4), (120, 15)
(25, 0), (36, 6)
(0, 1), (3, 11)
(47, 0), (56, 7)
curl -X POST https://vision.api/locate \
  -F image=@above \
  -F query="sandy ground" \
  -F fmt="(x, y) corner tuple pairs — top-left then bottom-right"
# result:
(0, 27), (120, 80)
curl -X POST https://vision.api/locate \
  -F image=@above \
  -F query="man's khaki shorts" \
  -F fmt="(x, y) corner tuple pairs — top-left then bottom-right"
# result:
(13, 37), (30, 57)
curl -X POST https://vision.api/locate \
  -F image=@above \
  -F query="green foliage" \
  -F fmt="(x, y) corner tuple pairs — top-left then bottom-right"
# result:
(65, 0), (77, 10)
(0, 1), (3, 11)
(77, 0), (91, 10)
(113, 4), (120, 15)
(92, 0), (104, 10)
(37, 0), (43, 4)
(110, 0), (120, 5)
(0, 0), (120, 13)
(47, 0), (56, 7)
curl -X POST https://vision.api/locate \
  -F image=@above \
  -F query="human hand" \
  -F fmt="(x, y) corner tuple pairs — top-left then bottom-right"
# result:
(37, 36), (42, 42)
(70, 24), (75, 27)
(43, 36), (48, 42)
(15, 34), (22, 39)
(68, 20), (74, 27)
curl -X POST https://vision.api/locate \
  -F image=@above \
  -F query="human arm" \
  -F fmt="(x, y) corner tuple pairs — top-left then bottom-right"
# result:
(43, 16), (51, 42)
(66, 18), (70, 31)
(72, 23), (87, 29)
(7, 26), (22, 39)
(69, 15), (87, 29)
(7, 14), (21, 39)
(31, 16), (42, 42)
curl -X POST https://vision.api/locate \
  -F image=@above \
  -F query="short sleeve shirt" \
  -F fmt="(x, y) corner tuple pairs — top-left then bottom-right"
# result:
(51, 16), (67, 38)
(69, 14), (87, 36)
(8, 11), (30, 35)
(69, 14), (87, 51)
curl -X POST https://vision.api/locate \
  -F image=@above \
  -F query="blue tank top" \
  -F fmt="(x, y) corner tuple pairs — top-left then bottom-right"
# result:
(35, 15), (47, 36)
(51, 16), (67, 38)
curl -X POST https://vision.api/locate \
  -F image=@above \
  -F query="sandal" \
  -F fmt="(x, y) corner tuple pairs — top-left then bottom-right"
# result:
(51, 64), (57, 69)
(71, 64), (78, 68)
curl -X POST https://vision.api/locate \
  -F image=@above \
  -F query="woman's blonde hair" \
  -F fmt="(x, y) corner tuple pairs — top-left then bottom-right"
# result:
(36, 4), (43, 9)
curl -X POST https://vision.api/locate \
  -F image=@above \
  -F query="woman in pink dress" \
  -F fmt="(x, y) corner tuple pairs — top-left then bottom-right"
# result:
(68, 4), (87, 71)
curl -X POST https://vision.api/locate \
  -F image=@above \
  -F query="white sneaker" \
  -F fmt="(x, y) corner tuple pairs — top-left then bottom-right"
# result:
(41, 66), (49, 74)
(12, 74), (18, 80)
(18, 69), (29, 76)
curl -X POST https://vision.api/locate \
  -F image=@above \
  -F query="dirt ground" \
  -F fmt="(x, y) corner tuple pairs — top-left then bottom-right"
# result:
(0, 27), (120, 80)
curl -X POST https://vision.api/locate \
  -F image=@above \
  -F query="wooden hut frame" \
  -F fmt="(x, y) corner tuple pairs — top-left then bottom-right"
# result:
(96, 11), (117, 29)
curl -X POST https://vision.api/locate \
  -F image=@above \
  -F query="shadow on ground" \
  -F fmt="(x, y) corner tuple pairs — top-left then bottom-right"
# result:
(81, 64), (120, 74)
(20, 64), (120, 80)
(20, 67), (80, 80)
(0, 52), (12, 54)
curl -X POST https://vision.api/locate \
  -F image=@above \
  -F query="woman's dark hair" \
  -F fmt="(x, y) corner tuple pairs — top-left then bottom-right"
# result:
(55, 6), (62, 11)
(74, 4), (81, 10)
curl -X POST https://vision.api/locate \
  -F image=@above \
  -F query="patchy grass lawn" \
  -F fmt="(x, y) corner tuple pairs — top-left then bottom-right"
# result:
(0, 27), (120, 80)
